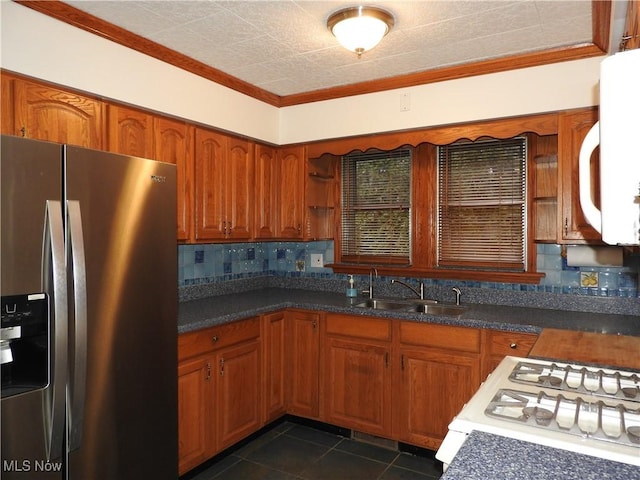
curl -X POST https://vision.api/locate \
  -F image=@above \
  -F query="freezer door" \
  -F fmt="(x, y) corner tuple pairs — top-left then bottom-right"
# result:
(0, 135), (62, 295)
(64, 146), (178, 479)
(1, 135), (67, 480)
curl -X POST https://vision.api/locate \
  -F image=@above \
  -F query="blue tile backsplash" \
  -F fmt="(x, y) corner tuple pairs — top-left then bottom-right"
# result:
(178, 241), (639, 298)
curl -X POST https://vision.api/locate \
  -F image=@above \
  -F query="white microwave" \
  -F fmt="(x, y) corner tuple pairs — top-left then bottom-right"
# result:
(579, 49), (640, 246)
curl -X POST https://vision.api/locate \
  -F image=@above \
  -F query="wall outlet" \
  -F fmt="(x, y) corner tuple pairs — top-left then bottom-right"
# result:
(310, 253), (324, 267)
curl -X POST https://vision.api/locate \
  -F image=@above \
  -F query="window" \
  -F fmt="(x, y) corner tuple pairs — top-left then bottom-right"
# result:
(341, 148), (412, 264)
(437, 137), (527, 271)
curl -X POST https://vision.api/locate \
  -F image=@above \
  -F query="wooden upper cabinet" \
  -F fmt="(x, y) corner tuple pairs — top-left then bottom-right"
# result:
(194, 128), (253, 242)
(155, 117), (193, 242)
(558, 108), (602, 243)
(226, 137), (253, 240)
(108, 105), (193, 242)
(195, 128), (226, 241)
(14, 78), (103, 149)
(276, 146), (305, 239)
(107, 105), (154, 157)
(1, 73), (14, 135)
(254, 143), (277, 239)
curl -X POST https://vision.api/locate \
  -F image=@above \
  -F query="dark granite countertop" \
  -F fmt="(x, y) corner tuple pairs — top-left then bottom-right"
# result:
(440, 431), (640, 480)
(178, 287), (640, 336)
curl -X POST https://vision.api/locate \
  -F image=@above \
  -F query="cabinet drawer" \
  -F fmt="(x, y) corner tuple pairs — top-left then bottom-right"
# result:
(325, 314), (391, 341)
(487, 330), (538, 356)
(399, 322), (480, 353)
(178, 317), (260, 361)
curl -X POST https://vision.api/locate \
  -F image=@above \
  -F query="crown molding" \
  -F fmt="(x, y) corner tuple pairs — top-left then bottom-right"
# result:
(17, 0), (610, 108)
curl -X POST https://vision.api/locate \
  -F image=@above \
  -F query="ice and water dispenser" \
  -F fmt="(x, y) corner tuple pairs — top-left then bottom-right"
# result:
(1, 293), (49, 398)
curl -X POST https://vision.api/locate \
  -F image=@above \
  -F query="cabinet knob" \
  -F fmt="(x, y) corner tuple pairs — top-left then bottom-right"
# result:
(212, 335), (219, 343)
(510, 342), (517, 349)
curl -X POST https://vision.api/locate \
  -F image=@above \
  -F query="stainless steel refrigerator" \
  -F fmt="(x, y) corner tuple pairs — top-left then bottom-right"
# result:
(1, 135), (178, 479)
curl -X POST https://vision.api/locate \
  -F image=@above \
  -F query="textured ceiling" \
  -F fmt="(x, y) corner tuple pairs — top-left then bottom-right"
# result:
(64, 1), (599, 97)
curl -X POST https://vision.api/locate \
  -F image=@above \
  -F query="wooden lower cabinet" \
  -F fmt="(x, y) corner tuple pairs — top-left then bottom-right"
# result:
(215, 339), (262, 451)
(395, 322), (482, 450)
(395, 348), (481, 450)
(177, 355), (212, 475)
(323, 314), (393, 437)
(482, 330), (538, 378)
(177, 317), (261, 475)
(262, 311), (287, 423)
(178, 311), (539, 474)
(286, 309), (321, 419)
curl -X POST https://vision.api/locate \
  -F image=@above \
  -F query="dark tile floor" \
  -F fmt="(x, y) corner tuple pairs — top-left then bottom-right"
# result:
(182, 420), (443, 480)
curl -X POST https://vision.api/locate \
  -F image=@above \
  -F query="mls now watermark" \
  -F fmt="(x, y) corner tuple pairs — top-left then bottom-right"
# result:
(3, 459), (63, 473)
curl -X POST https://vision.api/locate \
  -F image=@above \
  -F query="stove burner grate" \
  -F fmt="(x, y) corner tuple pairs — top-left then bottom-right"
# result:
(485, 389), (640, 449)
(509, 361), (640, 401)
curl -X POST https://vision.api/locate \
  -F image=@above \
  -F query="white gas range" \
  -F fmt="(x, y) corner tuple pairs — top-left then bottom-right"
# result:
(436, 356), (640, 468)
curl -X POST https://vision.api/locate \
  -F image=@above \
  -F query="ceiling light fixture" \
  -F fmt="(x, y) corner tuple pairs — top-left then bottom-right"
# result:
(327, 6), (394, 58)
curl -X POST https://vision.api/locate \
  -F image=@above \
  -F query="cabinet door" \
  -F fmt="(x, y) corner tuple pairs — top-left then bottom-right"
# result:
(396, 348), (481, 450)
(14, 78), (103, 149)
(276, 146), (305, 238)
(1, 73), (14, 135)
(178, 356), (212, 476)
(107, 104), (154, 157)
(263, 311), (286, 423)
(286, 310), (320, 418)
(226, 137), (253, 240)
(254, 143), (277, 239)
(155, 117), (193, 242)
(215, 339), (262, 451)
(194, 128), (227, 240)
(324, 336), (392, 437)
(558, 109), (601, 242)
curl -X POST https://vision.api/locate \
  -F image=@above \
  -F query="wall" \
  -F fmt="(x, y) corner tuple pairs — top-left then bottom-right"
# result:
(0, 1), (279, 144)
(278, 57), (602, 144)
(179, 242), (639, 299)
(2, 1), (602, 146)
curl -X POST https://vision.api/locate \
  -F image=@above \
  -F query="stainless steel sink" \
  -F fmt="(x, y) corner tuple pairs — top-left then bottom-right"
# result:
(353, 298), (467, 316)
(354, 299), (413, 310)
(413, 304), (467, 316)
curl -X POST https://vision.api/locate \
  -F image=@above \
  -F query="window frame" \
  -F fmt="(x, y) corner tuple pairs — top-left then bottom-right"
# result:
(328, 116), (550, 284)
(339, 147), (413, 266)
(436, 137), (528, 272)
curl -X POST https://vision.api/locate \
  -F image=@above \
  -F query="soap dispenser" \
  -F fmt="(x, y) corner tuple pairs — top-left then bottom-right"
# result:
(346, 275), (358, 298)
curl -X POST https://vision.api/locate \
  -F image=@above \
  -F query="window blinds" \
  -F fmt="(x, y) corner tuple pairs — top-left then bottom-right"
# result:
(437, 138), (527, 271)
(341, 149), (412, 262)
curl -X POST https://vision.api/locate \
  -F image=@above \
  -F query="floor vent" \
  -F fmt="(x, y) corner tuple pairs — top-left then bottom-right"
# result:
(351, 431), (398, 451)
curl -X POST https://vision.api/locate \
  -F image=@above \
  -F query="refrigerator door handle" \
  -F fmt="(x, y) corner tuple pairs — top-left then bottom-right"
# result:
(42, 200), (68, 461)
(67, 200), (87, 451)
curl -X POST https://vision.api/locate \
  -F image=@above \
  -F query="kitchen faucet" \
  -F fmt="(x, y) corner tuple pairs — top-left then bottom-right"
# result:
(391, 279), (425, 300)
(452, 287), (462, 305)
(363, 268), (378, 299)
